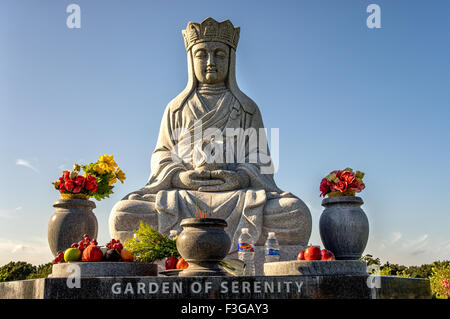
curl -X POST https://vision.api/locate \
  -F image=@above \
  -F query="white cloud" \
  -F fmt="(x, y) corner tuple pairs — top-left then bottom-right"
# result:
(378, 231), (403, 250)
(11, 245), (31, 254)
(401, 234), (429, 255)
(0, 237), (52, 266)
(391, 232), (402, 243)
(368, 232), (447, 265)
(0, 210), (12, 219)
(0, 206), (23, 219)
(16, 159), (39, 174)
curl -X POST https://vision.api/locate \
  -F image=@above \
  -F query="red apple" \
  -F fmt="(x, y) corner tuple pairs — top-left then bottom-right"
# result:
(304, 245), (322, 261)
(165, 256), (178, 270)
(297, 250), (305, 260)
(321, 249), (335, 261)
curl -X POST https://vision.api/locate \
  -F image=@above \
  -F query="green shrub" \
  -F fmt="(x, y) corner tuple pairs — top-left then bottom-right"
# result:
(26, 263), (52, 280)
(0, 262), (35, 282)
(430, 263), (450, 299)
(379, 265), (410, 277)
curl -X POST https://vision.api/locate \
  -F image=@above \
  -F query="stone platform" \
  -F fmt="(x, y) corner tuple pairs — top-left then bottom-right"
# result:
(0, 275), (430, 299)
(264, 260), (367, 276)
(50, 262), (157, 278)
(228, 244), (305, 275)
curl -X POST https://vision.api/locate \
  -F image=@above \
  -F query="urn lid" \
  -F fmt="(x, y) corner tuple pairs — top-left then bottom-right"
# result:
(180, 217), (228, 228)
(321, 196), (363, 207)
(53, 198), (96, 209)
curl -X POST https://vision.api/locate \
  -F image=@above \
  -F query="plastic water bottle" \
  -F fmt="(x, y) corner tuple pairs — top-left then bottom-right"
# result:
(264, 232), (280, 263)
(169, 230), (178, 240)
(238, 228), (255, 276)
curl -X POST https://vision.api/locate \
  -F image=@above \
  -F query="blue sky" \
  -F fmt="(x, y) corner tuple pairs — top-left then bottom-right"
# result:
(0, 0), (449, 266)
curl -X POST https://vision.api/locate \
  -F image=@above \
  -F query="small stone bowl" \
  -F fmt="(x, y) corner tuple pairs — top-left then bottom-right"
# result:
(176, 218), (231, 277)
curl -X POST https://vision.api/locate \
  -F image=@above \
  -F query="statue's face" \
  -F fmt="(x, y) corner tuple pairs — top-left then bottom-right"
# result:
(192, 41), (229, 84)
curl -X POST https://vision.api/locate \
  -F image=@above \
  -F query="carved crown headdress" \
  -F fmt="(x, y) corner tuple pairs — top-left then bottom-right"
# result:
(182, 17), (240, 51)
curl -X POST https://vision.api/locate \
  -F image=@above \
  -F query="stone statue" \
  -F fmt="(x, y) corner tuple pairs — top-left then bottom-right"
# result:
(109, 18), (311, 254)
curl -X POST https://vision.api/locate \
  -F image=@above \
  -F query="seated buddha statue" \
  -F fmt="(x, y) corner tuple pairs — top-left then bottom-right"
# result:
(109, 18), (312, 254)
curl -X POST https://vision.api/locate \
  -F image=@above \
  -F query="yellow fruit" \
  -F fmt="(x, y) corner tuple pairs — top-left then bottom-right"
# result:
(120, 249), (133, 262)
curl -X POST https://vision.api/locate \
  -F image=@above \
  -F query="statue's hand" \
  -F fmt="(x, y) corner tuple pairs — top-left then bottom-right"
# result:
(198, 170), (249, 192)
(172, 169), (223, 190)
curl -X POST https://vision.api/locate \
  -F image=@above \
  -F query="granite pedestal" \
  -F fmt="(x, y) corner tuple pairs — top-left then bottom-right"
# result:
(0, 275), (430, 299)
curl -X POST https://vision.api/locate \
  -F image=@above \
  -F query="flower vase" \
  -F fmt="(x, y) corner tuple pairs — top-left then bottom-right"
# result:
(48, 198), (98, 256)
(319, 196), (369, 260)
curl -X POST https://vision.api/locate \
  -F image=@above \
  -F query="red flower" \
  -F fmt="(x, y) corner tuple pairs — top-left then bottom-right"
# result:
(63, 171), (71, 182)
(320, 178), (331, 197)
(88, 184), (97, 194)
(338, 170), (355, 184)
(85, 174), (98, 193)
(65, 180), (75, 192)
(357, 181), (366, 192)
(332, 181), (347, 193)
(72, 186), (82, 193)
(74, 176), (86, 188)
(59, 181), (66, 192)
(86, 174), (97, 183)
(349, 179), (365, 193)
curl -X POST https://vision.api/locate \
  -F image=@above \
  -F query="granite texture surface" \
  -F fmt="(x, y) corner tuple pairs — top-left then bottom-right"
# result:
(50, 262), (157, 278)
(264, 260), (368, 276)
(0, 275), (431, 299)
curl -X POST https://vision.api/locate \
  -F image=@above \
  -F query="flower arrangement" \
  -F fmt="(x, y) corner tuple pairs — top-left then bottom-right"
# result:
(320, 168), (365, 197)
(52, 154), (126, 201)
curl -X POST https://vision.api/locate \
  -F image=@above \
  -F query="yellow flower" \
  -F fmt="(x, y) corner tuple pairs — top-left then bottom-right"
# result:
(99, 154), (117, 171)
(109, 176), (117, 185)
(343, 167), (353, 172)
(116, 168), (126, 183)
(99, 161), (114, 173)
(94, 164), (105, 174)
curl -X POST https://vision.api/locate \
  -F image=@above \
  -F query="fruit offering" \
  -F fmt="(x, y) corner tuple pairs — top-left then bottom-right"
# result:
(82, 243), (103, 262)
(50, 235), (135, 264)
(304, 245), (322, 261)
(297, 245), (336, 261)
(104, 249), (121, 261)
(64, 248), (82, 262)
(297, 250), (305, 261)
(52, 251), (65, 264)
(120, 249), (133, 262)
(176, 257), (189, 270)
(165, 256), (178, 270)
(106, 239), (123, 252)
(321, 249), (336, 261)
(70, 234), (97, 251)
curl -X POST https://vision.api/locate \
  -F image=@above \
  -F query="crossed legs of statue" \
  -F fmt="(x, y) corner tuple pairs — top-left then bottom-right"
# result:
(109, 191), (312, 247)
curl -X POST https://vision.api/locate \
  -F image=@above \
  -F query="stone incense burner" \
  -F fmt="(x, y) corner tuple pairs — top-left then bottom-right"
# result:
(176, 217), (231, 277)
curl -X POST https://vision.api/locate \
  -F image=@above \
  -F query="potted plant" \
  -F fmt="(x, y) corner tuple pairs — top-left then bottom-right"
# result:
(48, 154), (126, 256)
(318, 168), (368, 260)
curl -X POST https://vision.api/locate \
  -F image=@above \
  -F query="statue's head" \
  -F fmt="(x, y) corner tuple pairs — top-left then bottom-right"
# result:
(182, 18), (240, 85)
(170, 18), (255, 115)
